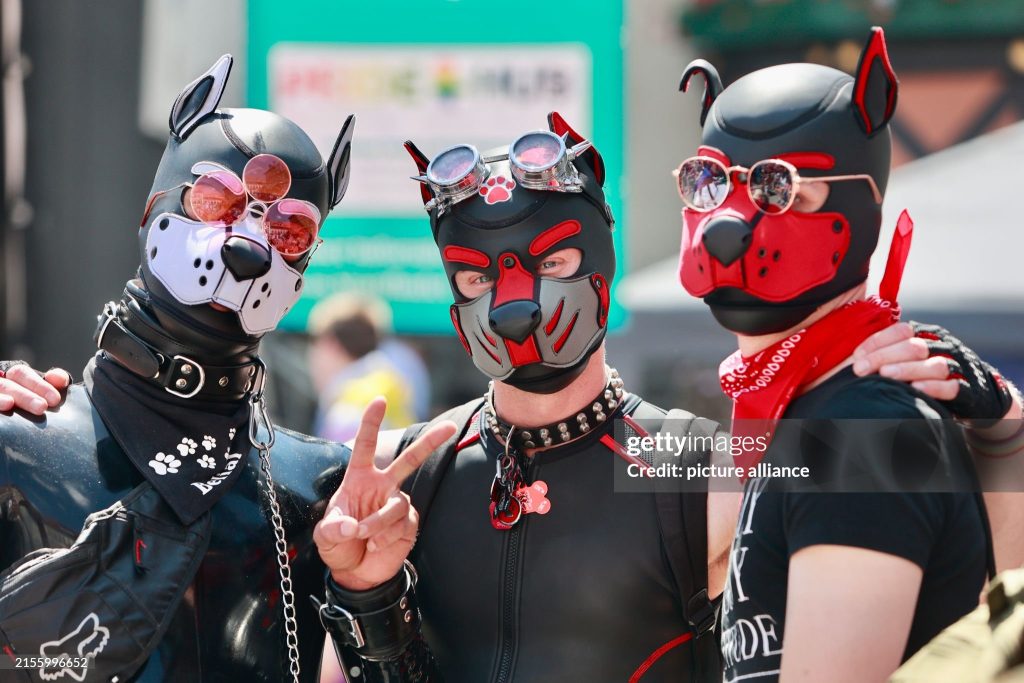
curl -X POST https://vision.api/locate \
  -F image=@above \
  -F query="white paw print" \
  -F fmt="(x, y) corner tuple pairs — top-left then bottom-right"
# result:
(148, 452), (182, 475)
(228, 428), (236, 439)
(176, 438), (198, 457)
(201, 435), (217, 451)
(198, 454), (216, 469)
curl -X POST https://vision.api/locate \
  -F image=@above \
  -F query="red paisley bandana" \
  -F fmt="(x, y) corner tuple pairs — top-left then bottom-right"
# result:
(721, 210), (914, 471)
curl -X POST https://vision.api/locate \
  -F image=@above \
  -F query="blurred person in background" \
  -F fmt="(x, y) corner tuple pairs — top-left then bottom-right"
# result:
(307, 292), (425, 443)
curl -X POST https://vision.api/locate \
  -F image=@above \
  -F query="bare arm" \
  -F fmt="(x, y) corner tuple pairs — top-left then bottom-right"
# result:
(780, 545), (922, 683)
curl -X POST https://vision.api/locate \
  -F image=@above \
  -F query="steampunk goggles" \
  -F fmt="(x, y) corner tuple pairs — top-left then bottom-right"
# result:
(418, 130), (593, 214)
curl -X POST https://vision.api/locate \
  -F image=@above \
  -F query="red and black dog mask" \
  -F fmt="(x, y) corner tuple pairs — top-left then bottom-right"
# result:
(405, 113), (615, 394)
(679, 28), (898, 335)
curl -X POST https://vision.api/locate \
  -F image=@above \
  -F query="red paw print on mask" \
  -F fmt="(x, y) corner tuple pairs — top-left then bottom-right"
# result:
(479, 175), (516, 205)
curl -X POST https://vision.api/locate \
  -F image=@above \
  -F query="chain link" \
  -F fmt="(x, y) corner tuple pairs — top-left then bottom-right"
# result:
(249, 377), (302, 683)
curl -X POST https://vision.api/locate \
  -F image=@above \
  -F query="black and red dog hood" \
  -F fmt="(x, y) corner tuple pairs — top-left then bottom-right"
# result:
(679, 27), (899, 335)
(406, 113), (615, 394)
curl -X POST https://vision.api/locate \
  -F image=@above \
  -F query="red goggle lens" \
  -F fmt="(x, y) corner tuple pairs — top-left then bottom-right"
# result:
(243, 153), (292, 203)
(189, 171), (247, 224)
(263, 198), (320, 256)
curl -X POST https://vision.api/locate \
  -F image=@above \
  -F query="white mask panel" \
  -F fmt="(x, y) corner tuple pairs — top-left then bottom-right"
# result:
(145, 212), (304, 335)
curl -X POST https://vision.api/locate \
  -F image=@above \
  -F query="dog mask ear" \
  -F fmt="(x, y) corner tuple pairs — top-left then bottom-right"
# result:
(326, 114), (356, 209)
(169, 54), (233, 140)
(852, 27), (899, 137)
(404, 140), (434, 205)
(547, 111), (605, 186)
(679, 59), (723, 127)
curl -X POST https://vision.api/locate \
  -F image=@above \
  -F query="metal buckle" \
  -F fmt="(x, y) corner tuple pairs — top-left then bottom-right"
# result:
(687, 589), (718, 637)
(165, 354), (206, 398)
(317, 601), (366, 649)
(94, 302), (118, 350)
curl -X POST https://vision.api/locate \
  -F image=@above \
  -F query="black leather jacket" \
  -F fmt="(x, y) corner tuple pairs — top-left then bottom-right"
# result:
(0, 385), (347, 682)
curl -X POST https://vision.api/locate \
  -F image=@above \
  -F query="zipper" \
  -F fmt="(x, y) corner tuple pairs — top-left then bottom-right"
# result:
(494, 456), (540, 683)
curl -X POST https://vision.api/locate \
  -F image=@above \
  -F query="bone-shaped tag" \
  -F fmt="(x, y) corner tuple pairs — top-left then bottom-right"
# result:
(515, 480), (551, 515)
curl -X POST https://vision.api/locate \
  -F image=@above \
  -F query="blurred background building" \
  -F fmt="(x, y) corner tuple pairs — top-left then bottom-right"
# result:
(1, 0), (1022, 431)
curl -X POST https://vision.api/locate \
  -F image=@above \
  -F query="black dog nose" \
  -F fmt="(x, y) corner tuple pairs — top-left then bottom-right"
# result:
(702, 216), (753, 267)
(221, 236), (272, 281)
(488, 301), (542, 344)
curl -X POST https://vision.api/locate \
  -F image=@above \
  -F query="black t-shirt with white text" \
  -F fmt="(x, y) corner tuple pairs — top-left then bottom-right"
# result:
(720, 368), (988, 683)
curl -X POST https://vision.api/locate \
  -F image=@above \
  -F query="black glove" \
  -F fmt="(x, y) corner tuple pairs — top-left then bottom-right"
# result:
(911, 322), (1014, 427)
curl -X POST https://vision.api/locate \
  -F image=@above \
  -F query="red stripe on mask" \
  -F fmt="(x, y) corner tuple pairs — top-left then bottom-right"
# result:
(505, 335), (542, 366)
(529, 220), (581, 256)
(443, 245), (491, 268)
(492, 253), (536, 307)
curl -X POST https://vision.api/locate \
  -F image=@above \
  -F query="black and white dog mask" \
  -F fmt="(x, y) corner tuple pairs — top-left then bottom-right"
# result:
(138, 55), (354, 341)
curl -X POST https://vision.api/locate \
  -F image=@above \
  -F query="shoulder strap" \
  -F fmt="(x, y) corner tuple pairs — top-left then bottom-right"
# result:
(630, 401), (722, 675)
(401, 399), (485, 532)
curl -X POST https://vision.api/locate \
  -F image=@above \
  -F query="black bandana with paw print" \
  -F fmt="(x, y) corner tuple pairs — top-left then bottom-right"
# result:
(84, 355), (251, 524)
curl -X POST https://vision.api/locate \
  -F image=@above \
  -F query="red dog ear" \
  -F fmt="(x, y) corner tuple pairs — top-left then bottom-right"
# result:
(404, 140), (433, 206)
(852, 26), (898, 138)
(547, 111), (605, 186)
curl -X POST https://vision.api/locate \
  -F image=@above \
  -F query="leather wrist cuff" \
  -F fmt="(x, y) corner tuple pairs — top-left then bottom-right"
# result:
(315, 561), (422, 661)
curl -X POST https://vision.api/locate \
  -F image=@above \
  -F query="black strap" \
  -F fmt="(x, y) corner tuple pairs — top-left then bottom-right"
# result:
(630, 401), (722, 678)
(94, 302), (262, 400)
(400, 399), (485, 533)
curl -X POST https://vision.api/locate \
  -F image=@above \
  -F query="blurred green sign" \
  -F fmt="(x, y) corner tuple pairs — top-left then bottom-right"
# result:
(248, 0), (625, 334)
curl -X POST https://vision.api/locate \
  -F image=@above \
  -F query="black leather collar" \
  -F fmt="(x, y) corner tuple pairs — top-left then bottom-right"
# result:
(95, 302), (262, 400)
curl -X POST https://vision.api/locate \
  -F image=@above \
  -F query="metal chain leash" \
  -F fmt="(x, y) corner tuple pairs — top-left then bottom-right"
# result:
(248, 363), (301, 683)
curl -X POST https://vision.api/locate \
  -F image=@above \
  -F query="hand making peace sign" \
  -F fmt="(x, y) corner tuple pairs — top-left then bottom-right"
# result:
(313, 397), (457, 591)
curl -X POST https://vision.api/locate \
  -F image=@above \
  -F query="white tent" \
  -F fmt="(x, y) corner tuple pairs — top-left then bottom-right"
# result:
(620, 121), (1024, 314)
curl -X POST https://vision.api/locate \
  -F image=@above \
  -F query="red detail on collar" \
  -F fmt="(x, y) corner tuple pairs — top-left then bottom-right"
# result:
(629, 632), (695, 683)
(545, 298), (565, 336)
(492, 253), (536, 307)
(443, 245), (490, 268)
(529, 220), (581, 256)
(3, 645), (16, 661)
